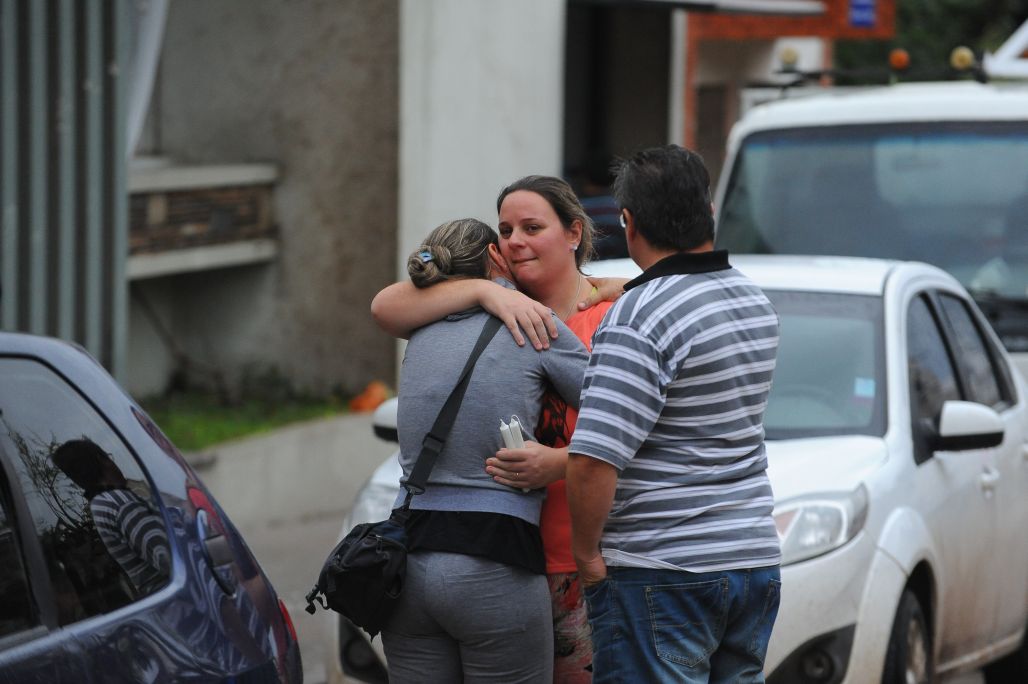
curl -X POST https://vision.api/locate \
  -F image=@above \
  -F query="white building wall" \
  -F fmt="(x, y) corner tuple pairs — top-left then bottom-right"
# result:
(399, 0), (566, 275)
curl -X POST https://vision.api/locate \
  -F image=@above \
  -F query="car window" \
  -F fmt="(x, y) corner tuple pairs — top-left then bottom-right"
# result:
(0, 358), (171, 626)
(937, 294), (1012, 409)
(907, 296), (961, 462)
(0, 483), (37, 638)
(763, 291), (885, 439)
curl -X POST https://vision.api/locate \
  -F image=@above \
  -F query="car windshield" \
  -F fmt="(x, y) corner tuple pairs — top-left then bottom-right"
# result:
(717, 121), (1028, 349)
(763, 289), (885, 440)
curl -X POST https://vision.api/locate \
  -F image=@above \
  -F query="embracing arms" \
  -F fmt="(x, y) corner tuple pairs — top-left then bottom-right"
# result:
(370, 275), (629, 349)
(371, 279), (557, 349)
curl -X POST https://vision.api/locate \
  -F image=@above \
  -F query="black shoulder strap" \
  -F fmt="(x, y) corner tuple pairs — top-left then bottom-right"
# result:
(401, 316), (503, 506)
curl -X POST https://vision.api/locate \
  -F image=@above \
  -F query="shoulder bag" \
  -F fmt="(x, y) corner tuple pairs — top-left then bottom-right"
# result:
(304, 316), (503, 638)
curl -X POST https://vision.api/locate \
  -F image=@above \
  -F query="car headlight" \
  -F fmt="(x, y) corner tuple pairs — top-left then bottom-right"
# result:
(774, 485), (868, 566)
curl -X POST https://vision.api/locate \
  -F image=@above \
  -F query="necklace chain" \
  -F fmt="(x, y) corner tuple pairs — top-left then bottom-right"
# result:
(562, 276), (583, 321)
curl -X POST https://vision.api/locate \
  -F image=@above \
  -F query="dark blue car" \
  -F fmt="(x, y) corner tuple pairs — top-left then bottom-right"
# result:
(0, 332), (302, 682)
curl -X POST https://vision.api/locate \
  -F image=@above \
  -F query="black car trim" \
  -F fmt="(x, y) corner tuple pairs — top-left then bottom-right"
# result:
(767, 623), (857, 684)
(0, 442), (58, 631)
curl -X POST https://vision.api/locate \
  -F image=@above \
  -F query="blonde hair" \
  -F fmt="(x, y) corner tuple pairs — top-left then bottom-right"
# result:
(407, 218), (498, 289)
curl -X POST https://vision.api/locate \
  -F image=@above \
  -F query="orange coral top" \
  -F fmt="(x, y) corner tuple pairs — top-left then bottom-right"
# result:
(536, 300), (613, 573)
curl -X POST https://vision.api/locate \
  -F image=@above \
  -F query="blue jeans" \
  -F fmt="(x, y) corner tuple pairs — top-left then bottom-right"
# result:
(584, 565), (781, 684)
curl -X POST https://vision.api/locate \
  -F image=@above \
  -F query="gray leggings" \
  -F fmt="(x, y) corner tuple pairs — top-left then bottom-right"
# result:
(381, 551), (553, 683)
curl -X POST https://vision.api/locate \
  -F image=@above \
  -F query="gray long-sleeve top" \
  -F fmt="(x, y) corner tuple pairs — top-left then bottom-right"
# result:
(395, 306), (589, 525)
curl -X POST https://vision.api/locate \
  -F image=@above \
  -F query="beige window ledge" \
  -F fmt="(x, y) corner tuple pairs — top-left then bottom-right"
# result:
(127, 238), (278, 280)
(128, 163), (279, 193)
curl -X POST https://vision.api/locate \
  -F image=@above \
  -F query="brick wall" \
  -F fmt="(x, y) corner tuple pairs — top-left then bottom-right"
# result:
(129, 185), (276, 255)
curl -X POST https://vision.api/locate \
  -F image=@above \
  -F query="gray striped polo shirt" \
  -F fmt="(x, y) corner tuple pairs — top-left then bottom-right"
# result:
(90, 488), (170, 594)
(569, 250), (781, 572)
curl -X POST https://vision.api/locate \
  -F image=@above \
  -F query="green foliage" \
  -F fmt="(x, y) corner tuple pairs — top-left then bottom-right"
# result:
(835, 0), (1028, 83)
(141, 392), (347, 452)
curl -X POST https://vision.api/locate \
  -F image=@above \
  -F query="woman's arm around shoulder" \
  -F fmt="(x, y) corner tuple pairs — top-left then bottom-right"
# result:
(578, 276), (629, 311)
(371, 278), (559, 348)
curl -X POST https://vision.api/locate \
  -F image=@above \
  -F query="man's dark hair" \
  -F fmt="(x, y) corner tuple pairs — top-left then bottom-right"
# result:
(611, 145), (714, 252)
(52, 439), (126, 497)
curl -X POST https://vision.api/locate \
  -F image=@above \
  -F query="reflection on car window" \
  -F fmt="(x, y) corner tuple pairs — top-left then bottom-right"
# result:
(907, 297), (961, 462)
(52, 440), (170, 596)
(0, 358), (171, 625)
(937, 294), (1006, 408)
(0, 484), (37, 638)
(763, 291), (885, 439)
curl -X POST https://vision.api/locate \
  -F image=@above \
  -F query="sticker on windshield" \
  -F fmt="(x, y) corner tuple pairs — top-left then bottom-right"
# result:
(854, 377), (875, 399)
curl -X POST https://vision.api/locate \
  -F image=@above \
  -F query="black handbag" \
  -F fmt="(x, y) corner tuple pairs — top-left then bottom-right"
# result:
(305, 316), (502, 637)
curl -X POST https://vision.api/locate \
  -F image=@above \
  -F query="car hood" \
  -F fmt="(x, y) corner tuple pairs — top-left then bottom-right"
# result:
(765, 435), (887, 503)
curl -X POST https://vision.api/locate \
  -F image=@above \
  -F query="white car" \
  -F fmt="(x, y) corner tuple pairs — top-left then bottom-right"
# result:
(326, 255), (1028, 684)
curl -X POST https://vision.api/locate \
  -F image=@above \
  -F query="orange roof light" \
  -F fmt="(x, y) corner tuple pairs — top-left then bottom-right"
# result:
(888, 48), (910, 71)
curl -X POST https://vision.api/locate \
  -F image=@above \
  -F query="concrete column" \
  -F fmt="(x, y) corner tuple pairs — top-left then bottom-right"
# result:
(668, 9), (687, 146)
(399, 0), (566, 276)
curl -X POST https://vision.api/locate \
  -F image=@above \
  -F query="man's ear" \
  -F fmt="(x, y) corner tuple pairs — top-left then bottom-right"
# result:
(488, 243), (513, 280)
(623, 210), (637, 242)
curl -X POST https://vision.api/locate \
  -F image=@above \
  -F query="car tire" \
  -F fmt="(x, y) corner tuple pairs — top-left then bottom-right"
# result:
(883, 589), (933, 684)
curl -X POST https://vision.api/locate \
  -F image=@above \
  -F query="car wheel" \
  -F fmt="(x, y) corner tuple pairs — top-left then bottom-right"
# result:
(883, 589), (932, 684)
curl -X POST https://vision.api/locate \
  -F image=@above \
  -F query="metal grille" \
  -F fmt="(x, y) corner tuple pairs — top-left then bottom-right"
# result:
(0, 0), (128, 378)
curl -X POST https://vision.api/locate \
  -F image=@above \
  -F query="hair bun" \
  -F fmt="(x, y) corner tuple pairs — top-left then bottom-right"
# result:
(407, 218), (497, 288)
(407, 246), (438, 288)
(432, 245), (453, 273)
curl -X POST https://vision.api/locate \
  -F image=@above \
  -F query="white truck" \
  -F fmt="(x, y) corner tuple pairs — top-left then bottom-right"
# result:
(713, 29), (1028, 379)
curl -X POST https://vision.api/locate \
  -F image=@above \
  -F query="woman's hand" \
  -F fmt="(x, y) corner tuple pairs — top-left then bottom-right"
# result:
(486, 442), (567, 490)
(579, 276), (630, 310)
(480, 287), (559, 350)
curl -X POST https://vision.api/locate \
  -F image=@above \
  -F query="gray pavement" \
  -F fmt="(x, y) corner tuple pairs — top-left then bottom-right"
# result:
(190, 411), (396, 684)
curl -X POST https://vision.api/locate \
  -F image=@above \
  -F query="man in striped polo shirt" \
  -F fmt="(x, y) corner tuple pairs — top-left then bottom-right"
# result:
(567, 145), (781, 683)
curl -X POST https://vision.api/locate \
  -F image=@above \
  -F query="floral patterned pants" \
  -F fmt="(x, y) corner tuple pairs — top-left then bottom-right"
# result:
(549, 572), (594, 683)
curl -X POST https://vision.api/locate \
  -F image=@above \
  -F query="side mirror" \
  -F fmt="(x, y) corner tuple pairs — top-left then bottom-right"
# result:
(933, 400), (1004, 451)
(372, 397), (399, 443)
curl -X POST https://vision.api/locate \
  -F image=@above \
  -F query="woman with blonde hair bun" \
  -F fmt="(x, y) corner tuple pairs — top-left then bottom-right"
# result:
(406, 218), (498, 289)
(373, 178), (627, 682)
(382, 218), (589, 683)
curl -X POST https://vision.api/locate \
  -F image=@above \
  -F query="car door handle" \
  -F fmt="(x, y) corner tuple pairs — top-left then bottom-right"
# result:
(1022, 444), (1028, 462)
(979, 466), (1000, 492)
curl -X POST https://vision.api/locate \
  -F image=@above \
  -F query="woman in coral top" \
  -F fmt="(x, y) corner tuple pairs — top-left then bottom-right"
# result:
(372, 175), (623, 683)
